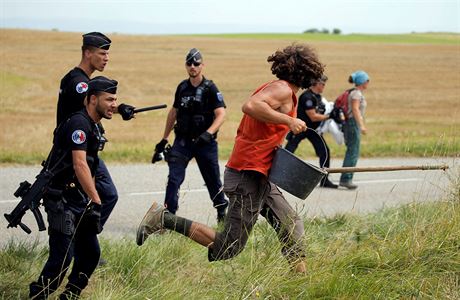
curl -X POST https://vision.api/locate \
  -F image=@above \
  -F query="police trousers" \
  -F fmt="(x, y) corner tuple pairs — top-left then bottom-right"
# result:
(208, 168), (306, 263)
(29, 209), (100, 299)
(96, 159), (118, 226)
(165, 136), (226, 214)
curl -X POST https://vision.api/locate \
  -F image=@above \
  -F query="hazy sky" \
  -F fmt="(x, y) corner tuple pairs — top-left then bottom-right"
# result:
(1, 0), (459, 34)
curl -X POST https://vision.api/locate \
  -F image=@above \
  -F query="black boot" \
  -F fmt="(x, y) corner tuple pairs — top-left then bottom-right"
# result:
(320, 177), (338, 189)
(29, 281), (50, 300)
(59, 283), (82, 300)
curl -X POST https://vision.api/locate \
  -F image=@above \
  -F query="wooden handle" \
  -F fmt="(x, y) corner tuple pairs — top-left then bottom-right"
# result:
(325, 164), (449, 174)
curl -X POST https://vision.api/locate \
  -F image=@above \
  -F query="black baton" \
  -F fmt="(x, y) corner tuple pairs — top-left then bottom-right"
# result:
(133, 104), (167, 114)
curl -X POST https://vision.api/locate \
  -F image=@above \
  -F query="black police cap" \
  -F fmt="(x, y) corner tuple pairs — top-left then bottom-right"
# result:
(87, 76), (118, 96)
(82, 32), (111, 50)
(186, 48), (202, 63)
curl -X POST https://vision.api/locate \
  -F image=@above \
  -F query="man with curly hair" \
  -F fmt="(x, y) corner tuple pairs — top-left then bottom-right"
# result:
(136, 44), (324, 273)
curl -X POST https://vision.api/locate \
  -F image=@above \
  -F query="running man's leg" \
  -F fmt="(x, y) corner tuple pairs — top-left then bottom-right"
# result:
(260, 182), (307, 271)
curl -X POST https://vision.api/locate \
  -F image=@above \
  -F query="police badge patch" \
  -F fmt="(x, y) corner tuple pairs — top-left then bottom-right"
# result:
(76, 82), (89, 94)
(306, 100), (314, 107)
(216, 92), (224, 102)
(72, 130), (86, 144)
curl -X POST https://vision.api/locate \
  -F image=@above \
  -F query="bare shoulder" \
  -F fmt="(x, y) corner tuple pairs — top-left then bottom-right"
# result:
(258, 80), (292, 103)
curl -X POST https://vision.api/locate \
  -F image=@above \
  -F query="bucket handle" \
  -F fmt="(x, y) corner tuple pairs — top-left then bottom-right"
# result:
(305, 127), (329, 169)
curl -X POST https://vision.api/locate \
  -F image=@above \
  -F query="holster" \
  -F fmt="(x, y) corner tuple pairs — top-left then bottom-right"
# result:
(47, 210), (75, 236)
(43, 188), (76, 236)
(165, 148), (189, 165)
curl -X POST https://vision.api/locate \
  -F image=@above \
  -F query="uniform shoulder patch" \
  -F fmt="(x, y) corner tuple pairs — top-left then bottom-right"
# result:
(71, 130), (86, 144)
(306, 100), (314, 107)
(216, 92), (224, 102)
(76, 82), (89, 94)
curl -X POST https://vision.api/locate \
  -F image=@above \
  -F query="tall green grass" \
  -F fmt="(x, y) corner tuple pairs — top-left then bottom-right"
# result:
(1, 172), (459, 299)
(1, 137), (458, 165)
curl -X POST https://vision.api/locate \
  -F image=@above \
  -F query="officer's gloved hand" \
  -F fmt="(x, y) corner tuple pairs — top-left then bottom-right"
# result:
(152, 139), (168, 164)
(329, 107), (344, 124)
(83, 202), (102, 234)
(118, 103), (135, 121)
(195, 131), (214, 146)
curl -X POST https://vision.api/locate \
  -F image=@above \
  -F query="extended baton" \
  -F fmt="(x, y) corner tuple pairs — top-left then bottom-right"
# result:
(133, 104), (168, 114)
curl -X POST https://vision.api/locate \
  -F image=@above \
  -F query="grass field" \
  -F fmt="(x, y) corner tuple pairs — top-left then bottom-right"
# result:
(0, 29), (459, 164)
(1, 174), (459, 299)
(198, 32), (460, 44)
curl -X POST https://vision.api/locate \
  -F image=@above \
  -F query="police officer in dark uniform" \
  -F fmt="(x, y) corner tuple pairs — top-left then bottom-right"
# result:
(56, 32), (134, 229)
(29, 76), (119, 299)
(285, 75), (338, 188)
(152, 48), (228, 221)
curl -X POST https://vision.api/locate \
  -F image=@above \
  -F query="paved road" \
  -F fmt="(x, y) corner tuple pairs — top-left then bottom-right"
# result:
(1, 157), (457, 247)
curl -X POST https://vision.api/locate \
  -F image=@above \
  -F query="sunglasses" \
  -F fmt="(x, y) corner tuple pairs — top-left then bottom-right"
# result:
(186, 61), (201, 67)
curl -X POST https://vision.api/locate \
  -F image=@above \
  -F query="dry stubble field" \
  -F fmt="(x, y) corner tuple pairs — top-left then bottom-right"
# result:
(0, 29), (459, 164)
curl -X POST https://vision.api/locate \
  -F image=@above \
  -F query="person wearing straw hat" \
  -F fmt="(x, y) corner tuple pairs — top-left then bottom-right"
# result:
(137, 44), (324, 273)
(30, 76), (119, 299)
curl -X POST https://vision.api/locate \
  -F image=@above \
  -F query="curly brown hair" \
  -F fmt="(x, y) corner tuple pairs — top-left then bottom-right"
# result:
(267, 44), (324, 89)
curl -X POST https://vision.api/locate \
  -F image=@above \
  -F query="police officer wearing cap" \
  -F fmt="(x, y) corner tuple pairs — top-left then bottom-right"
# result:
(56, 32), (134, 232)
(152, 48), (228, 221)
(30, 76), (118, 299)
(285, 75), (339, 188)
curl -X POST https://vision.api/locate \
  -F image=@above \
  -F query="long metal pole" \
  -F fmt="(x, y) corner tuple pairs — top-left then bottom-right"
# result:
(325, 164), (449, 174)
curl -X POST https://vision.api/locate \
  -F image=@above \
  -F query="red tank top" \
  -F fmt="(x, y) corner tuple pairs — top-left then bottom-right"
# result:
(226, 80), (298, 176)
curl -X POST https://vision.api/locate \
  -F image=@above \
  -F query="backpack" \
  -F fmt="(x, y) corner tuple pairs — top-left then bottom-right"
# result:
(334, 88), (355, 119)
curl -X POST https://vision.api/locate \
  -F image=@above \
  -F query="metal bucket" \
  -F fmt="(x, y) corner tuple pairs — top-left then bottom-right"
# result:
(268, 147), (327, 199)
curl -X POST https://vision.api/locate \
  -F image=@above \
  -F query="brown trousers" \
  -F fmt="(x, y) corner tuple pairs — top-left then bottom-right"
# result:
(209, 168), (306, 263)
